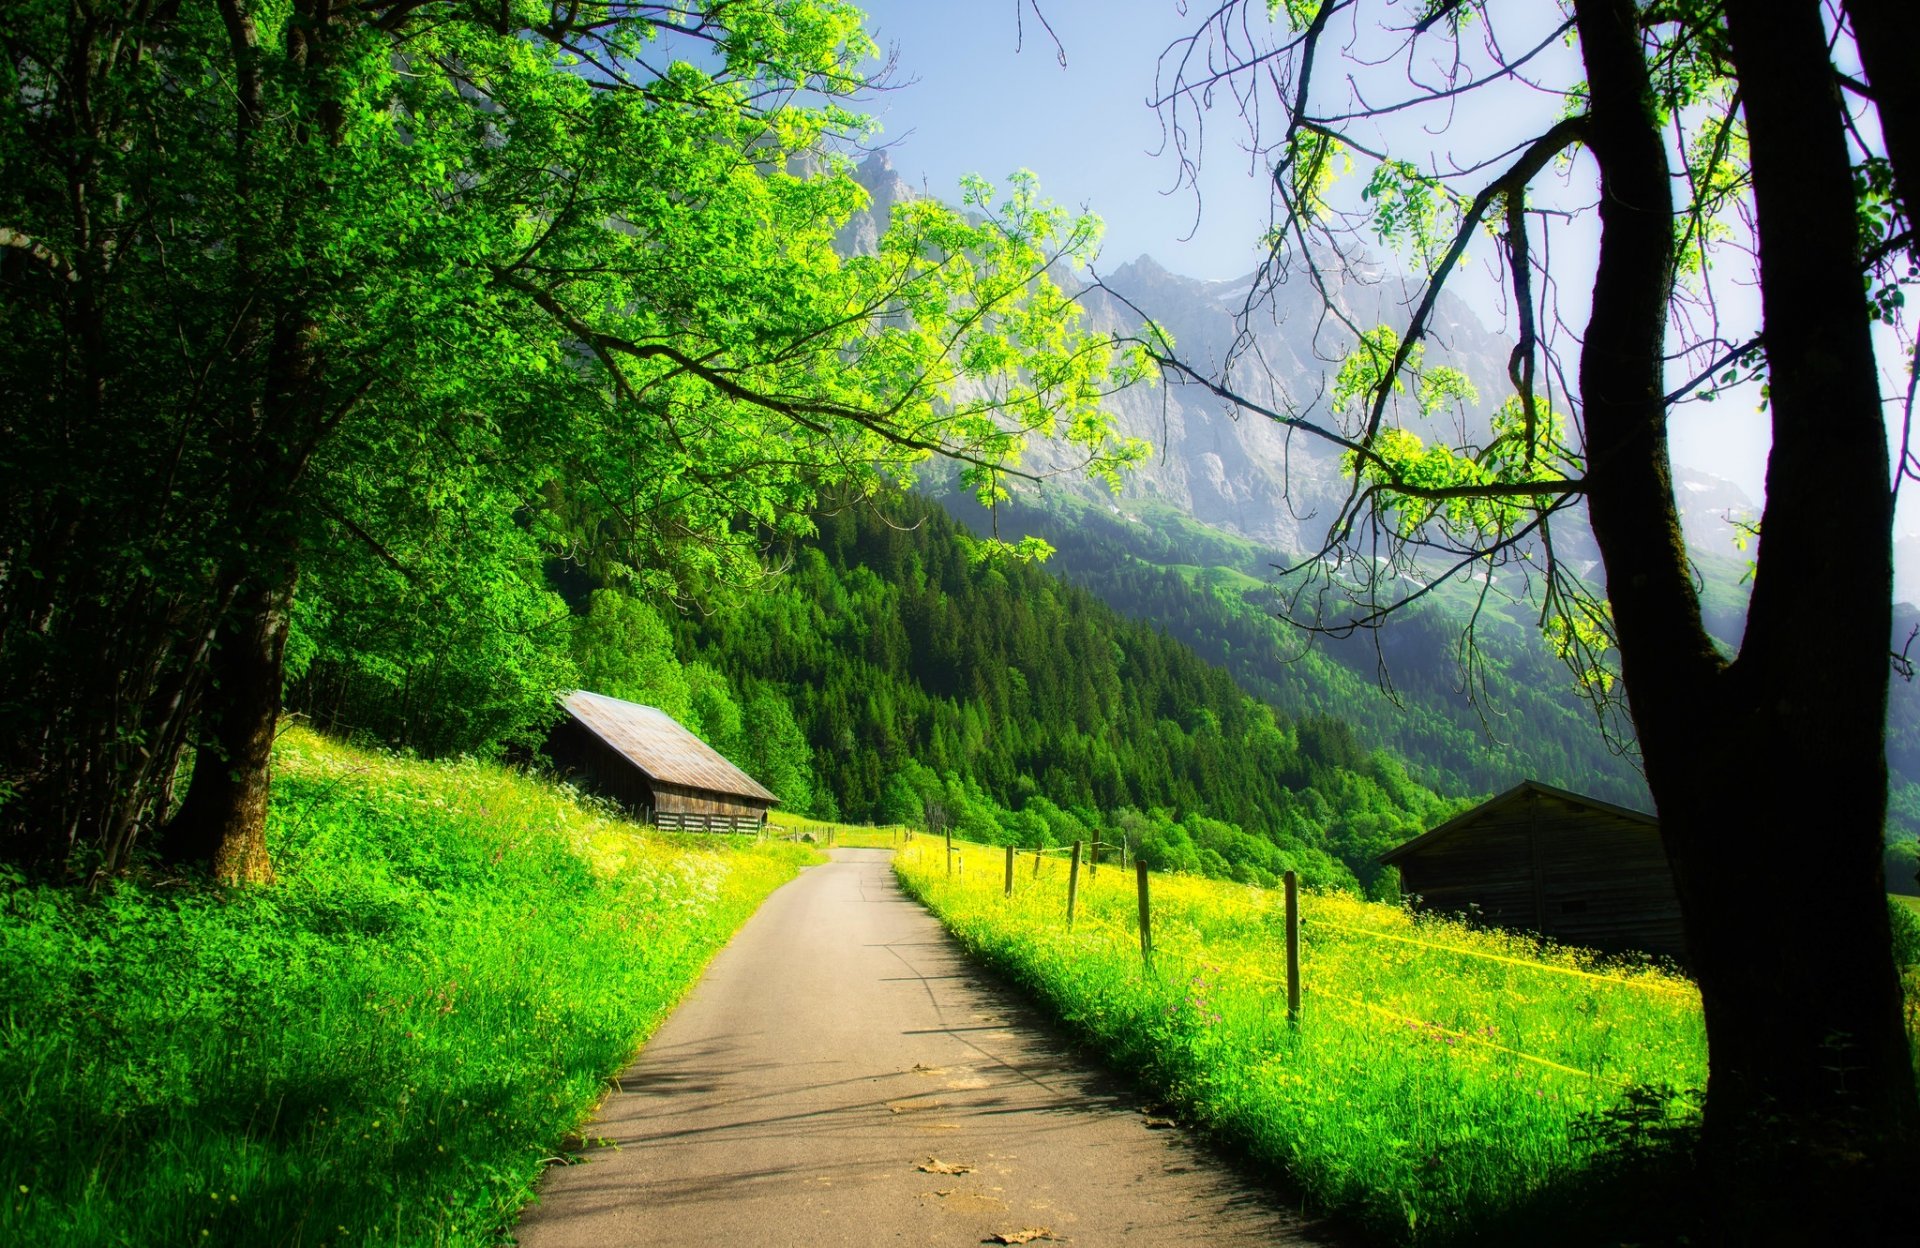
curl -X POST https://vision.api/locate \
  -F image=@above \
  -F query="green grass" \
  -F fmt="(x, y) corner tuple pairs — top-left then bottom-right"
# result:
(897, 840), (1713, 1244)
(0, 727), (817, 1246)
(763, 815), (913, 850)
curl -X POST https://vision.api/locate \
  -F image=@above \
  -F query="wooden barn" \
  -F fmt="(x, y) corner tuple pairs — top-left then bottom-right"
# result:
(1378, 780), (1687, 959)
(545, 690), (778, 833)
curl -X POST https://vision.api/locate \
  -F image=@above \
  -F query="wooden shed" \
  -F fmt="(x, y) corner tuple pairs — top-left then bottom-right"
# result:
(1378, 780), (1687, 959)
(544, 690), (778, 833)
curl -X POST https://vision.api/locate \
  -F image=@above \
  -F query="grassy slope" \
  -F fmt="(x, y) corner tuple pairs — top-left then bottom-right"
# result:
(0, 728), (816, 1246)
(896, 841), (1920, 1245)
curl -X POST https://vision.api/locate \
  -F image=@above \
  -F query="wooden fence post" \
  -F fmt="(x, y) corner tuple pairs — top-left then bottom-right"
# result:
(1032, 848), (1043, 878)
(1089, 838), (1099, 878)
(1067, 841), (1081, 928)
(946, 828), (953, 878)
(1284, 869), (1301, 1024)
(1135, 860), (1153, 968)
(1003, 845), (1015, 898)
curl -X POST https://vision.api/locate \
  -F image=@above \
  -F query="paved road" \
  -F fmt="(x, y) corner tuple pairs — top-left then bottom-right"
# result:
(515, 849), (1334, 1246)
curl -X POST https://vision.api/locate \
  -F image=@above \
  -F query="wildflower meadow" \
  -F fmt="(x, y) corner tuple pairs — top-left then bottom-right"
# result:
(894, 838), (1718, 1242)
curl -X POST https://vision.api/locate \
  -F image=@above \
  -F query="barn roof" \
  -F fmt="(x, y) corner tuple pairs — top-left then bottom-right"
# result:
(1378, 779), (1655, 866)
(560, 690), (779, 805)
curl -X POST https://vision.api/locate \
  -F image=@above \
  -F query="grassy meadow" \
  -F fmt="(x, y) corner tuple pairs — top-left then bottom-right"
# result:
(897, 839), (1721, 1244)
(762, 815), (913, 850)
(0, 727), (817, 1246)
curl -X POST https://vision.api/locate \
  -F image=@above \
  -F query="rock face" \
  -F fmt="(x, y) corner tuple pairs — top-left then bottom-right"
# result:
(834, 150), (915, 257)
(1672, 470), (1761, 562)
(831, 152), (1759, 573)
(1048, 250), (1540, 555)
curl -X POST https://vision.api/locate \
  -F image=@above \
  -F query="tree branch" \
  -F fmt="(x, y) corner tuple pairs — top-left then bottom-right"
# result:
(1358, 113), (1589, 448)
(487, 264), (1044, 482)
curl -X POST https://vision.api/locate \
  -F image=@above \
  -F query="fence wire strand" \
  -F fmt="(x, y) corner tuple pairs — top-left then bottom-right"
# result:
(901, 841), (1694, 1094)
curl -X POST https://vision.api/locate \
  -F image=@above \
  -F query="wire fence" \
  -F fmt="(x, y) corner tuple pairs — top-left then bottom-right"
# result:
(901, 835), (1704, 1095)
(762, 819), (916, 848)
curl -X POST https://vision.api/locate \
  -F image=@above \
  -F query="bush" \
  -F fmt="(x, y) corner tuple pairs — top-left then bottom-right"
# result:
(1889, 897), (1920, 970)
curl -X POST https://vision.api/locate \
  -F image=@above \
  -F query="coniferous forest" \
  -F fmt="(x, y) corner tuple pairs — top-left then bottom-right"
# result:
(284, 490), (1460, 893)
(673, 494), (1464, 891)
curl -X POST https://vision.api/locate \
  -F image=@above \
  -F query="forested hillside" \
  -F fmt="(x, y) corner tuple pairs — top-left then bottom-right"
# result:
(667, 495), (1466, 892)
(943, 490), (1653, 809)
(943, 488), (1920, 859)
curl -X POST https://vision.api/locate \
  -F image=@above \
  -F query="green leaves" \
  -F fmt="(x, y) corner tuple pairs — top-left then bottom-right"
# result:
(1362, 160), (1456, 271)
(0, 0), (1153, 859)
(1285, 129), (1351, 225)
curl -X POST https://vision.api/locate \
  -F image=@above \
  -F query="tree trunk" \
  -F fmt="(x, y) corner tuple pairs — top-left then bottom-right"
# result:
(165, 572), (294, 885)
(1576, 0), (1915, 1227)
(1843, 0), (1920, 243)
(1715, 0), (1914, 1143)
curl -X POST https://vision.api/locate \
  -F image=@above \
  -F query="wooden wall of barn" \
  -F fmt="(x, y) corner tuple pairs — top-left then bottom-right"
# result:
(543, 721), (773, 830)
(544, 718), (658, 818)
(1397, 790), (1686, 959)
(650, 782), (771, 822)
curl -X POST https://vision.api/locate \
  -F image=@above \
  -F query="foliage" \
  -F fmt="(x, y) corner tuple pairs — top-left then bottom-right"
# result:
(0, 0), (1144, 875)
(0, 727), (814, 1243)
(1890, 895), (1920, 970)
(286, 515), (577, 759)
(944, 489), (1670, 811)
(1144, 1), (1920, 1169)
(669, 493), (1465, 886)
(731, 687), (819, 815)
(894, 841), (1750, 1245)
(562, 588), (823, 814)
(568, 590), (699, 727)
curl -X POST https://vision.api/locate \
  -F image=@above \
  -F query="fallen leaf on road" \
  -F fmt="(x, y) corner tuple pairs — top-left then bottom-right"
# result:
(890, 1098), (944, 1114)
(918, 1157), (975, 1175)
(984, 1229), (1055, 1244)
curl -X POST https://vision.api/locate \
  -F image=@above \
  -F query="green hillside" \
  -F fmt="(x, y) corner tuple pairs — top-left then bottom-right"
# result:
(667, 493), (1467, 893)
(945, 490), (1920, 861)
(0, 728), (813, 1244)
(941, 490), (1654, 809)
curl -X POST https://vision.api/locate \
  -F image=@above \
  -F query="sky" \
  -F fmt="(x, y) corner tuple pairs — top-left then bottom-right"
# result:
(853, 2), (1272, 281)
(845, 1), (1913, 538)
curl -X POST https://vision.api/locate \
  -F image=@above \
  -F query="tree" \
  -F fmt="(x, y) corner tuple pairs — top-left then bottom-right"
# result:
(734, 687), (816, 815)
(0, 1), (1145, 882)
(1138, 0), (1915, 1214)
(571, 591), (698, 727)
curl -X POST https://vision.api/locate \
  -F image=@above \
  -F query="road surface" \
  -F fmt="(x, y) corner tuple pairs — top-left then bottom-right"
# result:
(515, 848), (1334, 1246)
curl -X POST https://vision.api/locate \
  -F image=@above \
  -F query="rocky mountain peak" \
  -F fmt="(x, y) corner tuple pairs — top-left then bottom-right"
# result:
(836, 150), (916, 256)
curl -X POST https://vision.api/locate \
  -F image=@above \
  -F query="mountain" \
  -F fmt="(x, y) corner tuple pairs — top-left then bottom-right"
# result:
(942, 487), (1655, 810)
(838, 152), (1920, 846)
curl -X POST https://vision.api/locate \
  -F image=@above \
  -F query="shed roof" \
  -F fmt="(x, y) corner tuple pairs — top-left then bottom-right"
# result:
(1378, 779), (1655, 866)
(561, 690), (779, 805)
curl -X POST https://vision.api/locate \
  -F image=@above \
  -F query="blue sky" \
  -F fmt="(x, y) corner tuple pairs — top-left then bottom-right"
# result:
(853, 1), (1274, 281)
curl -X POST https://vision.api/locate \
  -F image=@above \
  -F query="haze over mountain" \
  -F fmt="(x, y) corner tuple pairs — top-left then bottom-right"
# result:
(842, 152), (1771, 594)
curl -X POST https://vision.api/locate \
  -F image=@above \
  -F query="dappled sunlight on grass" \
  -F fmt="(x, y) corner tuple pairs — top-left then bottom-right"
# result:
(0, 727), (816, 1245)
(897, 840), (1710, 1243)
